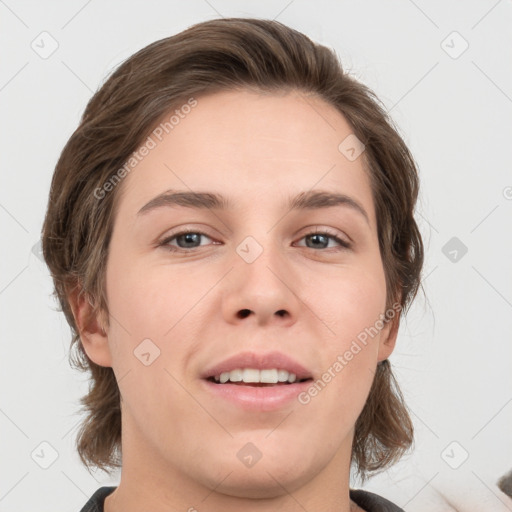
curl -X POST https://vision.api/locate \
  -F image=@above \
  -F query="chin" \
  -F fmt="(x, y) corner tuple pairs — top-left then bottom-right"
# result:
(196, 446), (322, 499)
(211, 468), (306, 499)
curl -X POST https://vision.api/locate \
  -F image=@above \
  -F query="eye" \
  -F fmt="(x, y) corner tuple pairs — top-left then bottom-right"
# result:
(158, 228), (351, 253)
(159, 230), (216, 251)
(295, 229), (351, 250)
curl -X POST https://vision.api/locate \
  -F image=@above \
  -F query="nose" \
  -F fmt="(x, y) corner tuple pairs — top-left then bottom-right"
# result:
(221, 238), (300, 327)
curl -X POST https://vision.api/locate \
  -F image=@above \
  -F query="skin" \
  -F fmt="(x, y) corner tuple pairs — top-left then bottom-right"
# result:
(71, 89), (400, 512)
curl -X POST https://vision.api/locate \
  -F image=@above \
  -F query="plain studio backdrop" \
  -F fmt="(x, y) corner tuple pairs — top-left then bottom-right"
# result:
(1, 1), (511, 511)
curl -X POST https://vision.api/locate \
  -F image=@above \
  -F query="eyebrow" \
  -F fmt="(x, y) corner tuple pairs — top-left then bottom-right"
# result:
(137, 189), (370, 225)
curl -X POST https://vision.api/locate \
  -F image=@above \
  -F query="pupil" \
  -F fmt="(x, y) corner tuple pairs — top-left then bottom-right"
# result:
(179, 233), (200, 247)
(308, 234), (327, 249)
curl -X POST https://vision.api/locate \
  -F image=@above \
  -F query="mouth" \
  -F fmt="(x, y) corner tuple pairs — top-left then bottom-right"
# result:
(205, 368), (313, 387)
(199, 351), (314, 410)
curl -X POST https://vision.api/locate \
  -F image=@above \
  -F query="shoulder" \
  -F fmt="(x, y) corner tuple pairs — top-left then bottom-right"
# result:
(350, 488), (404, 512)
(79, 486), (117, 512)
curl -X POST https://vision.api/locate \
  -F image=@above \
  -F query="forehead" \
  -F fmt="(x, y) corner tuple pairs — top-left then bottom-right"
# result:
(115, 88), (375, 224)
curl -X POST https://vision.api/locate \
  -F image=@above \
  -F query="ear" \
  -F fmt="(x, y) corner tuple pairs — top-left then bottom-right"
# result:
(377, 311), (401, 362)
(68, 284), (113, 367)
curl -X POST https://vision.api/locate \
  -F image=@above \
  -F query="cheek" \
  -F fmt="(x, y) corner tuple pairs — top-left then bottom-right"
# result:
(302, 263), (386, 409)
(103, 261), (204, 429)
(104, 256), (215, 389)
(105, 257), (199, 339)
(314, 261), (387, 342)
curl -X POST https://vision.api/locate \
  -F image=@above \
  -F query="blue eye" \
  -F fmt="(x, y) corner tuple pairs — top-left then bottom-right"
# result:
(159, 229), (351, 252)
(298, 232), (351, 250)
(160, 230), (213, 250)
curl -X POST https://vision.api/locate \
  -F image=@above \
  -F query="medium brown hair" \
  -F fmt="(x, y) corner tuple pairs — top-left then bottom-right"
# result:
(42, 17), (424, 482)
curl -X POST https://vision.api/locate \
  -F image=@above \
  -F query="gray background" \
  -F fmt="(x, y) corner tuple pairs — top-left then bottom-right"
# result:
(1, 1), (511, 511)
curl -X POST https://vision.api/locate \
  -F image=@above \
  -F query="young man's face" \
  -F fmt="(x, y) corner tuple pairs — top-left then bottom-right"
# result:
(82, 89), (398, 505)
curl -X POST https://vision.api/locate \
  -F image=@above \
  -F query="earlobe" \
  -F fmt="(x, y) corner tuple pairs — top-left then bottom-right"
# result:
(68, 284), (113, 367)
(377, 314), (400, 362)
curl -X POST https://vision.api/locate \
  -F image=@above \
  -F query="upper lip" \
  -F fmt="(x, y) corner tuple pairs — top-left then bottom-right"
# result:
(201, 351), (313, 381)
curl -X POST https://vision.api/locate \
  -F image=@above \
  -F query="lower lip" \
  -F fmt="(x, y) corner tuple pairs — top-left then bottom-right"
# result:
(201, 379), (312, 411)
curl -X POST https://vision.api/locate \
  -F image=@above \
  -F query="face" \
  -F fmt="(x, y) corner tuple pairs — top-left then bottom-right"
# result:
(82, 89), (398, 502)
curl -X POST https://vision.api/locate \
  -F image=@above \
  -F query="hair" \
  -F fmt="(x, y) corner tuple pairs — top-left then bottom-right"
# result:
(42, 17), (424, 483)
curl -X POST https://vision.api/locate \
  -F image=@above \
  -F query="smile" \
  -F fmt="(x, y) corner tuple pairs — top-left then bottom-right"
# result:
(210, 368), (306, 385)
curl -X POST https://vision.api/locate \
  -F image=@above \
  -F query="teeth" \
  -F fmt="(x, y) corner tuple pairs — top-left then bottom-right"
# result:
(277, 369), (289, 382)
(260, 369), (278, 383)
(228, 369), (242, 382)
(243, 368), (260, 383)
(213, 368), (298, 384)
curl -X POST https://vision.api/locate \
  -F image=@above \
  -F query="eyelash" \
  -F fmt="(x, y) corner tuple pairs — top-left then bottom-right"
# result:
(158, 228), (352, 253)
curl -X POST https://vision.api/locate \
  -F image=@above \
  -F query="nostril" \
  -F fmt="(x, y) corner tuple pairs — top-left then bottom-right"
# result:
(236, 309), (288, 319)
